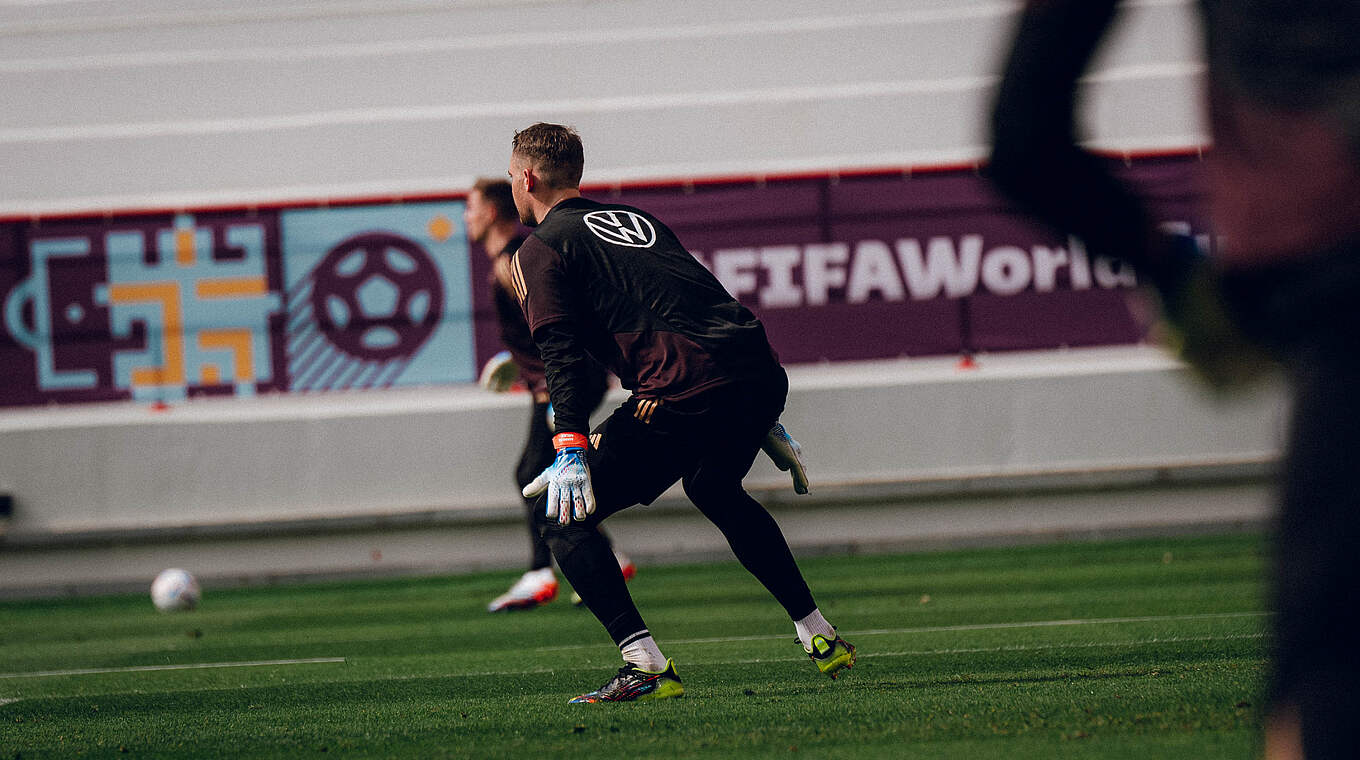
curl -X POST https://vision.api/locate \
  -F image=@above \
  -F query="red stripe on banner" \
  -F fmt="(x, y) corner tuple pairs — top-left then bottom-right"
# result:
(0, 150), (1205, 225)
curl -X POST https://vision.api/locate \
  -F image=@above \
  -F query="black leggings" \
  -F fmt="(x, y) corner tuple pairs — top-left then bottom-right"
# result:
(542, 371), (816, 646)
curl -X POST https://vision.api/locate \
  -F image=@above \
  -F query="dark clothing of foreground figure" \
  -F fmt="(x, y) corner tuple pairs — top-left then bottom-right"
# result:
(989, 2), (1360, 756)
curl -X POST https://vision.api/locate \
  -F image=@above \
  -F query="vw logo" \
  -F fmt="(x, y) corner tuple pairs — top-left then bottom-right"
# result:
(583, 210), (657, 248)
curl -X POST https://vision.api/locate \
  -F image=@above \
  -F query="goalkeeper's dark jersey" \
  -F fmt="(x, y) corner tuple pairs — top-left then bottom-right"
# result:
(512, 196), (780, 435)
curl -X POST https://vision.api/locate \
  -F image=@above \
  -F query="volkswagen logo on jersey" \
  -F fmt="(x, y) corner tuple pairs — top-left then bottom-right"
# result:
(583, 210), (657, 248)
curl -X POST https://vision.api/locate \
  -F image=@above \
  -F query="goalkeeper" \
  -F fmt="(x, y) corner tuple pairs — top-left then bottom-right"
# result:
(466, 178), (633, 612)
(507, 123), (842, 703)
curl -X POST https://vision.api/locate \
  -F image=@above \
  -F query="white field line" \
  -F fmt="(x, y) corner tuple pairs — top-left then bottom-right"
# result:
(452, 632), (1268, 677)
(4, 5), (1018, 70)
(358, 630), (1268, 681)
(0, 697), (20, 705)
(0, 657), (345, 680)
(712, 633), (1269, 667)
(0, 629), (1267, 688)
(536, 611), (1269, 652)
(0, 612), (1267, 682)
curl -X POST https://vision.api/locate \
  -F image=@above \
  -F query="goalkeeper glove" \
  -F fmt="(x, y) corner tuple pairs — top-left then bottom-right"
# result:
(762, 422), (809, 494)
(479, 350), (518, 392)
(523, 432), (596, 525)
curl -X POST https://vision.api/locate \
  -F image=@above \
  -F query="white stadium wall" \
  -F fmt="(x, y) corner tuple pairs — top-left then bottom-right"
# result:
(1, 0), (1204, 215)
(0, 348), (1282, 537)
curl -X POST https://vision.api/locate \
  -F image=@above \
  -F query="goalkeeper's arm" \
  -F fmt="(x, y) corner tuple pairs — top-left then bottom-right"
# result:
(530, 321), (602, 437)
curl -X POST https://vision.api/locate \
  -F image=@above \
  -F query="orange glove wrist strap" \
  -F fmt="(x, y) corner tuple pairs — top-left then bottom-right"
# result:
(553, 432), (588, 450)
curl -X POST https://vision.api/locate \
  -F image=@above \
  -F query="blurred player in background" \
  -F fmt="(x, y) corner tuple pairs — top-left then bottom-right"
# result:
(988, 2), (1360, 757)
(505, 123), (835, 703)
(465, 178), (634, 612)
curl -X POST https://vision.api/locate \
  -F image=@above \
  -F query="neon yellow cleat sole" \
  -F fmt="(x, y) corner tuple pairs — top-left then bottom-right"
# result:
(808, 633), (856, 679)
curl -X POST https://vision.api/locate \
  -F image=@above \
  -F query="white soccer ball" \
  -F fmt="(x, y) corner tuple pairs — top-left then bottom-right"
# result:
(150, 568), (201, 612)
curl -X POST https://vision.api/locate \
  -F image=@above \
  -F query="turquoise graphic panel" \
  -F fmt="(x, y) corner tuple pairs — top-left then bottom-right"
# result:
(280, 203), (473, 390)
(93, 214), (282, 402)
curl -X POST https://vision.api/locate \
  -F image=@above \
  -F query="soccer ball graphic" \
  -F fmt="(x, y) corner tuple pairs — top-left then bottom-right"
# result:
(150, 568), (201, 612)
(310, 232), (444, 362)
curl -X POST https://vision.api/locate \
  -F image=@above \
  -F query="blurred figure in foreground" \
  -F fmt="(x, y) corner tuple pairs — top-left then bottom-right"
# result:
(988, 2), (1360, 757)
(465, 178), (633, 612)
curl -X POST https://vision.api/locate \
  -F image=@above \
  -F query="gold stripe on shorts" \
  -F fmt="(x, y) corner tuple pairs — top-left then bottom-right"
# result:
(633, 398), (661, 424)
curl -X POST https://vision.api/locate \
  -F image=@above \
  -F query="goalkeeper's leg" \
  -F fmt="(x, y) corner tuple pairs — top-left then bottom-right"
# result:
(683, 459), (854, 677)
(681, 377), (854, 678)
(540, 409), (686, 679)
(544, 519), (647, 647)
(505, 397), (627, 610)
(685, 469), (814, 616)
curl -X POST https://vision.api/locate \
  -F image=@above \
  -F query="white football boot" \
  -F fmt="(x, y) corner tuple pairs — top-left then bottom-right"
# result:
(487, 567), (558, 612)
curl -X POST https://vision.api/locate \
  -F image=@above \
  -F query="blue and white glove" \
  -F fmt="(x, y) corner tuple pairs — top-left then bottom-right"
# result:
(522, 432), (596, 525)
(762, 422), (809, 495)
(479, 350), (518, 392)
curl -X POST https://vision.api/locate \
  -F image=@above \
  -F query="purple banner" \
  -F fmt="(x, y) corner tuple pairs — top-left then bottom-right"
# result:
(594, 155), (1208, 365)
(2, 202), (475, 407)
(4, 155), (1208, 409)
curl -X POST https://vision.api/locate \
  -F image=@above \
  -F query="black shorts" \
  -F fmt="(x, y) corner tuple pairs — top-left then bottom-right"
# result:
(581, 368), (788, 523)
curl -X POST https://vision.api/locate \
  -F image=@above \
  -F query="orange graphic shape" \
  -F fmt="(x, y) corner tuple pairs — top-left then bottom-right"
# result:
(175, 229), (196, 267)
(428, 215), (453, 242)
(107, 283), (185, 386)
(198, 329), (253, 382)
(195, 277), (268, 299)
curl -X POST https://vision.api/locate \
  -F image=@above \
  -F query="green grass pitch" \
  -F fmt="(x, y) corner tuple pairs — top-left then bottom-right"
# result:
(1, 532), (1268, 759)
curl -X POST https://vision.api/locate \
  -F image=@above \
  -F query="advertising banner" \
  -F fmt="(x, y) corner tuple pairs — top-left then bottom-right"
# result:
(279, 204), (475, 394)
(4, 156), (1208, 409)
(597, 156), (1207, 365)
(1, 202), (472, 406)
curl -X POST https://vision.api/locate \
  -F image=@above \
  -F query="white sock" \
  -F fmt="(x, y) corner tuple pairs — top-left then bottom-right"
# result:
(794, 609), (836, 652)
(619, 631), (668, 672)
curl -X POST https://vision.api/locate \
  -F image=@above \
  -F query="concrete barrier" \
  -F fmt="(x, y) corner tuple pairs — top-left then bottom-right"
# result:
(0, 344), (1285, 538)
(0, 345), (1286, 595)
